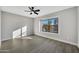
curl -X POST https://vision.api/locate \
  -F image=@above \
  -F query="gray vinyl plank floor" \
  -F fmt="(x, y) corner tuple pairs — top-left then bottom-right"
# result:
(0, 35), (79, 53)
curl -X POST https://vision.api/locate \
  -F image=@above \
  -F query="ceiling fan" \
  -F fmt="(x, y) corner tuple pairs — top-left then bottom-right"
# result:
(25, 7), (40, 15)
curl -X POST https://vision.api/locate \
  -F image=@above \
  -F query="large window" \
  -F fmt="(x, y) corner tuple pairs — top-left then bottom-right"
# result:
(40, 17), (58, 33)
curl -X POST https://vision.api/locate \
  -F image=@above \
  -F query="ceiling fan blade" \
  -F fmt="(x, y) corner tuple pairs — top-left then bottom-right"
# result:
(31, 7), (34, 9)
(35, 9), (40, 12)
(34, 12), (38, 15)
(28, 7), (32, 10)
(24, 10), (31, 12)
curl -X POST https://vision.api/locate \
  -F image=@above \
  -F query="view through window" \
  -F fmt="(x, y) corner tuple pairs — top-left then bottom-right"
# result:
(40, 17), (58, 33)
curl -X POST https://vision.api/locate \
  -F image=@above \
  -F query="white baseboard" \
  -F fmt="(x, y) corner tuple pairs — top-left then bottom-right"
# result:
(1, 38), (11, 42)
(35, 34), (77, 46)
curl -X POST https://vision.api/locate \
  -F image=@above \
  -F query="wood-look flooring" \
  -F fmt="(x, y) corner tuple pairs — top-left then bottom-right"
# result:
(0, 35), (79, 53)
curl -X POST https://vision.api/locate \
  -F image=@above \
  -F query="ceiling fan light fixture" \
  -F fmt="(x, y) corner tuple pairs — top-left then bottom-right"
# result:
(25, 6), (40, 15)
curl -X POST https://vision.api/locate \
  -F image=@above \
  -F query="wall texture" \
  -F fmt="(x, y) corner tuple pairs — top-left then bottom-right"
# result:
(1, 11), (34, 41)
(34, 7), (77, 46)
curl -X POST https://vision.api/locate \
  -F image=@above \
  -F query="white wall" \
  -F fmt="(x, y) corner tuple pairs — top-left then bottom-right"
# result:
(0, 7), (1, 47)
(77, 7), (79, 47)
(34, 7), (77, 46)
(1, 11), (34, 41)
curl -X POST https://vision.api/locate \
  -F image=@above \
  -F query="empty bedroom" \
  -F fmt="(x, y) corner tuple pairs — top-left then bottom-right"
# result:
(0, 6), (79, 53)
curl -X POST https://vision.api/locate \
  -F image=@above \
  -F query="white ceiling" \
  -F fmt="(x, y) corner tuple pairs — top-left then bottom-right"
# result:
(1, 6), (74, 18)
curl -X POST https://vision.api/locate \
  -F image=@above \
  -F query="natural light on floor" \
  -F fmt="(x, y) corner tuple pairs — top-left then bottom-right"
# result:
(13, 26), (27, 39)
